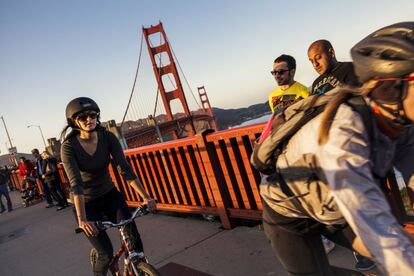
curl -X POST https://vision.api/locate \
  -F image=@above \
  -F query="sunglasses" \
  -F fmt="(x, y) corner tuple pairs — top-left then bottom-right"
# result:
(270, 69), (290, 76)
(370, 76), (414, 104)
(76, 111), (99, 122)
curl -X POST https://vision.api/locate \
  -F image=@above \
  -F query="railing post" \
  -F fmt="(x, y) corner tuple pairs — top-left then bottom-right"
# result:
(195, 130), (236, 229)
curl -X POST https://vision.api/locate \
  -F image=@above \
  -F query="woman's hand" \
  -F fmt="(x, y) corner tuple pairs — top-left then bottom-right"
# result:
(144, 197), (157, 211)
(78, 220), (99, 237)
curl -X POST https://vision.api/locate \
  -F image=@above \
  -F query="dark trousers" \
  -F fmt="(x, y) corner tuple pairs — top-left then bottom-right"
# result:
(262, 201), (364, 276)
(38, 178), (53, 204)
(0, 184), (12, 212)
(45, 178), (68, 207)
(74, 188), (144, 276)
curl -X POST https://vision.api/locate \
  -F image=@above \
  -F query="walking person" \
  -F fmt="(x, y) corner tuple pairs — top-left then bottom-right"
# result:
(31, 149), (54, 208)
(18, 157), (35, 189)
(307, 38), (375, 269)
(254, 22), (414, 275)
(308, 39), (360, 95)
(60, 97), (156, 276)
(268, 54), (309, 113)
(0, 168), (12, 213)
(41, 151), (68, 211)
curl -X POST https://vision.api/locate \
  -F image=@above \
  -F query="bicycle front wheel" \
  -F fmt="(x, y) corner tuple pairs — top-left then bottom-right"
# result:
(130, 262), (161, 276)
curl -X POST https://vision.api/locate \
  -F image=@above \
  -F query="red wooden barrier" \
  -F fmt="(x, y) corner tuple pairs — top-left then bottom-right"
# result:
(9, 123), (414, 231)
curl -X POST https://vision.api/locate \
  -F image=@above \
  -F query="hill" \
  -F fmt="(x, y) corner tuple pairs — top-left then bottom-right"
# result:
(212, 101), (270, 130)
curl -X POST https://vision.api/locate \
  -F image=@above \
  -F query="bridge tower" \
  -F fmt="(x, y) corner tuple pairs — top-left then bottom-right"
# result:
(142, 22), (195, 138)
(197, 86), (217, 130)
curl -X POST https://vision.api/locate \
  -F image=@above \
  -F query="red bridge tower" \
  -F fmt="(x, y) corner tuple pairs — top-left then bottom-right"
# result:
(142, 22), (196, 138)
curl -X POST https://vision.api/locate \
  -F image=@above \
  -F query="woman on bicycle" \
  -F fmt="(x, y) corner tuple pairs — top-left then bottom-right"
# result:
(60, 97), (156, 276)
(258, 22), (414, 275)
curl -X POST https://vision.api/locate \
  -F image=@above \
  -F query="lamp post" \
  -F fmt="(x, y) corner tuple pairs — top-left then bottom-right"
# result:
(27, 125), (47, 148)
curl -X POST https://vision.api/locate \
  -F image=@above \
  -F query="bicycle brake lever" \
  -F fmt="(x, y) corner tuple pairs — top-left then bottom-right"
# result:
(95, 221), (105, 230)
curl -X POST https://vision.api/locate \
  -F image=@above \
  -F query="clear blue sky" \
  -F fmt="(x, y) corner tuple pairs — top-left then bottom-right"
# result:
(1, 0), (413, 154)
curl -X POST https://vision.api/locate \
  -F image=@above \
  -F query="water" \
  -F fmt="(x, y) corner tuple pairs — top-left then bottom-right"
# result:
(236, 114), (272, 127)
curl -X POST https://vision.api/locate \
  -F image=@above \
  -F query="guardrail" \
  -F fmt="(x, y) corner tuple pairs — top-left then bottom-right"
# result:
(8, 123), (414, 230)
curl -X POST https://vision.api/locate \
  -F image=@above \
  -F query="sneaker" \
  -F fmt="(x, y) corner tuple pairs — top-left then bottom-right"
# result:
(45, 203), (54, 208)
(321, 235), (335, 254)
(354, 252), (376, 271)
(56, 206), (66, 211)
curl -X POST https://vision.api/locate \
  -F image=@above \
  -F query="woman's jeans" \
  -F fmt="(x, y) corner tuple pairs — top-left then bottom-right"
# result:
(74, 188), (144, 276)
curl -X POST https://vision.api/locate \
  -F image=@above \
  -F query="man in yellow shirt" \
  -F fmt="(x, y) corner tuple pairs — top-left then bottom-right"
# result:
(268, 54), (309, 113)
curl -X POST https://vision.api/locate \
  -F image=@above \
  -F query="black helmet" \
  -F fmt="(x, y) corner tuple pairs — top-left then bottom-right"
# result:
(351, 22), (414, 83)
(65, 97), (100, 121)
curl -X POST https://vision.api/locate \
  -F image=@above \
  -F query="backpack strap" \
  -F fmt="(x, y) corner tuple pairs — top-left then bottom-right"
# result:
(346, 96), (374, 142)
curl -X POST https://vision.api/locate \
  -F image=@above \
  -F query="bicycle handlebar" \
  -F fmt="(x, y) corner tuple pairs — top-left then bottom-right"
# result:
(75, 205), (149, 234)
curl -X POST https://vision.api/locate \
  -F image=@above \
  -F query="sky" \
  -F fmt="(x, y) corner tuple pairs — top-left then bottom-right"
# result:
(1, 0), (414, 154)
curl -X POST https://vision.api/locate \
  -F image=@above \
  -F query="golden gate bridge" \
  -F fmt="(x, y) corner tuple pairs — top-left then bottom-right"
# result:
(120, 22), (217, 148)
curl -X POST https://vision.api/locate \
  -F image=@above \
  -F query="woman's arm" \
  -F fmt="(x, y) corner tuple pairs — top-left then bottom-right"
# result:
(128, 178), (156, 210)
(107, 131), (156, 210)
(73, 193), (98, 237)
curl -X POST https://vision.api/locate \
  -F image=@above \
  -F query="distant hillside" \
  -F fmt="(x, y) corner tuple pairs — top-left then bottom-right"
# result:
(120, 101), (270, 133)
(213, 101), (270, 130)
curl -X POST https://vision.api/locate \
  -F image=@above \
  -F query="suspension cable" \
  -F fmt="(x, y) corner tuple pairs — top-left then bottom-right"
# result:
(121, 29), (144, 127)
(167, 37), (202, 110)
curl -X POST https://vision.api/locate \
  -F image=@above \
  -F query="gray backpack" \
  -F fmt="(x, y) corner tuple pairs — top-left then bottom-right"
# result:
(250, 89), (372, 175)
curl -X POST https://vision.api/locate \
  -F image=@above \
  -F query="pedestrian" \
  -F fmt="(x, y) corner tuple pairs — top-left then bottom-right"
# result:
(308, 39), (360, 95)
(18, 156), (35, 190)
(31, 149), (55, 208)
(268, 54), (309, 113)
(0, 168), (12, 213)
(307, 38), (375, 270)
(256, 22), (414, 275)
(60, 97), (156, 276)
(41, 151), (68, 211)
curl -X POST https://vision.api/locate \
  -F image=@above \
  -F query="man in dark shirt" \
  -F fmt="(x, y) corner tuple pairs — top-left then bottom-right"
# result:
(307, 39), (376, 272)
(308, 39), (360, 95)
(31, 149), (54, 208)
(0, 168), (12, 213)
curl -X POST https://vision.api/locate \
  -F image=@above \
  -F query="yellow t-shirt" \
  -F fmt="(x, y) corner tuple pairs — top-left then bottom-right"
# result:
(268, 82), (309, 113)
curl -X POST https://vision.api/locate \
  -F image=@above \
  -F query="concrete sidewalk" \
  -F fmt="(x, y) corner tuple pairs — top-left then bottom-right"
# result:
(0, 190), (373, 276)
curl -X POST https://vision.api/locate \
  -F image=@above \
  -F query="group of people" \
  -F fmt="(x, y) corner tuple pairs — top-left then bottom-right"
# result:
(4, 21), (412, 276)
(60, 22), (414, 276)
(258, 22), (414, 275)
(268, 41), (375, 271)
(18, 149), (68, 210)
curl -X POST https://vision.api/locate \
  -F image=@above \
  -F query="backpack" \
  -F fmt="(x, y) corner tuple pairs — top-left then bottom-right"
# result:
(250, 89), (376, 223)
(250, 89), (373, 175)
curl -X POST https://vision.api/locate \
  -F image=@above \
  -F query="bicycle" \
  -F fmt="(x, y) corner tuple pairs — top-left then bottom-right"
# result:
(76, 205), (161, 276)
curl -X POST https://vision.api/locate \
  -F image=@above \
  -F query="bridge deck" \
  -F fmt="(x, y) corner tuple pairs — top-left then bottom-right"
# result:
(0, 191), (379, 276)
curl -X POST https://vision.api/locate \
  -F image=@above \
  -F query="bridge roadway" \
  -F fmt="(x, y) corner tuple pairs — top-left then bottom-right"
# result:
(0, 191), (371, 276)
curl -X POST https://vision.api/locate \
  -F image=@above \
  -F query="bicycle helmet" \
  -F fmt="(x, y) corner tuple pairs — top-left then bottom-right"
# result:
(351, 22), (414, 83)
(65, 97), (100, 121)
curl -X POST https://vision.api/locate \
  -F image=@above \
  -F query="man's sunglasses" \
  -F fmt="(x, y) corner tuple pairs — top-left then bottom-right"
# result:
(270, 69), (290, 76)
(76, 111), (99, 122)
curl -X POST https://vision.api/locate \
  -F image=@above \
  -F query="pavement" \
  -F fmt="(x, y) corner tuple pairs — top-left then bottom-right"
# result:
(0, 190), (380, 276)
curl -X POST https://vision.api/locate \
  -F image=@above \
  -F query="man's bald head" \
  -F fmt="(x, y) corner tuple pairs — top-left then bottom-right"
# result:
(308, 39), (333, 53)
(307, 39), (338, 75)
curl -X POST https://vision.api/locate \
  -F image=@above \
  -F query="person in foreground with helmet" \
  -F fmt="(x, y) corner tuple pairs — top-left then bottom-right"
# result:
(60, 97), (156, 276)
(257, 22), (414, 275)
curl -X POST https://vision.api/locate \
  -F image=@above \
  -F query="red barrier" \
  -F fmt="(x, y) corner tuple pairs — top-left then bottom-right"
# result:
(11, 123), (413, 231)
